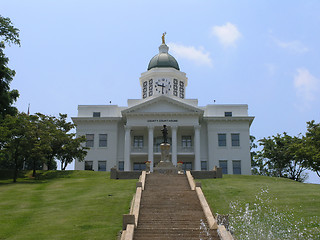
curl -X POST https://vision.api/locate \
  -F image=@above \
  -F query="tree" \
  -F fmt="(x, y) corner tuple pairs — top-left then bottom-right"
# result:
(49, 114), (75, 169)
(305, 120), (320, 177)
(53, 114), (87, 170)
(284, 135), (308, 181)
(0, 113), (30, 182)
(0, 15), (20, 118)
(250, 135), (260, 174)
(58, 135), (87, 170)
(0, 112), (86, 181)
(24, 114), (53, 177)
(24, 113), (87, 173)
(253, 133), (307, 182)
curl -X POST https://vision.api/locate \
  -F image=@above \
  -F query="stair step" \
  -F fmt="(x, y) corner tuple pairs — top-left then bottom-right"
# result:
(134, 228), (218, 240)
(132, 173), (219, 240)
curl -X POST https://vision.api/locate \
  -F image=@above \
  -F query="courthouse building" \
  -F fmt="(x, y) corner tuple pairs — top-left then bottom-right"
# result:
(72, 37), (254, 174)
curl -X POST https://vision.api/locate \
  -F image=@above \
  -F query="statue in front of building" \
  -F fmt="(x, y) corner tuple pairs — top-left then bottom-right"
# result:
(161, 125), (168, 143)
(159, 125), (171, 165)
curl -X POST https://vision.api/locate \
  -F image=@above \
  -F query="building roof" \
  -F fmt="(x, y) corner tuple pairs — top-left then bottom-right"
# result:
(147, 43), (180, 71)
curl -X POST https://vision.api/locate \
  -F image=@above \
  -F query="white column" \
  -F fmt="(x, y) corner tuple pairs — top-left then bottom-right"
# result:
(171, 126), (177, 166)
(207, 123), (215, 170)
(194, 125), (201, 171)
(148, 126), (154, 172)
(124, 125), (131, 171)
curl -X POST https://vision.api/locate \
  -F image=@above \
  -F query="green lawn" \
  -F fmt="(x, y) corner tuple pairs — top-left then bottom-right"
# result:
(0, 171), (137, 240)
(199, 175), (320, 239)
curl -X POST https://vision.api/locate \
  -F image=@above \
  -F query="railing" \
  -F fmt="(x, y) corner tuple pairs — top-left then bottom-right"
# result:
(177, 146), (194, 153)
(130, 146), (194, 154)
(131, 146), (148, 153)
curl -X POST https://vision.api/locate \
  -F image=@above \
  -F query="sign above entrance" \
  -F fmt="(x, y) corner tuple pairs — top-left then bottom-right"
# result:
(147, 119), (178, 123)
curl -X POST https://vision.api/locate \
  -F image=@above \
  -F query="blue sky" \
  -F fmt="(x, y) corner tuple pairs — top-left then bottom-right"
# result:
(2, 0), (320, 183)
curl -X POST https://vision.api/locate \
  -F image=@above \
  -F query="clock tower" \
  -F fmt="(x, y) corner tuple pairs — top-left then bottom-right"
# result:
(139, 34), (188, 100)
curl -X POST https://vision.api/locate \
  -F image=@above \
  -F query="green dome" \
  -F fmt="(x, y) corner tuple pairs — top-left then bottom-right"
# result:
(147, 44), (180, 71)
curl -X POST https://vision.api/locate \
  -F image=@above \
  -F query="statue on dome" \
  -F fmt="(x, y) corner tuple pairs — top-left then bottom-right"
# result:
(162, 32), (166, 44)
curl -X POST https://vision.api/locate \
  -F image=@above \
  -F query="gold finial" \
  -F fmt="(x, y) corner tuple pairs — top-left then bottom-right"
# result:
(162, 32), (167, 44)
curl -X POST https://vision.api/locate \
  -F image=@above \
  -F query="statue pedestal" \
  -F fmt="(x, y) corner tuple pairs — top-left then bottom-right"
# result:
(160, 143), (170, 162)
(154, 143), (178, 174)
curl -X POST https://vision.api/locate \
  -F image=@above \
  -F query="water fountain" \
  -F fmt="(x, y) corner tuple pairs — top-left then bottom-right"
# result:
(227, 187), (319, 239)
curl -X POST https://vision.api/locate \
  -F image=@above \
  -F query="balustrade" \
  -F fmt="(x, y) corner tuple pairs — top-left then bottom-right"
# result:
(130, 146), (194, 154)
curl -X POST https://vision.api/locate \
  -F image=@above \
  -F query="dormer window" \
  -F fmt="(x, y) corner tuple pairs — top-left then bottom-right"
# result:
(225, 112), (232, 117)
(93, 112), (101, 117)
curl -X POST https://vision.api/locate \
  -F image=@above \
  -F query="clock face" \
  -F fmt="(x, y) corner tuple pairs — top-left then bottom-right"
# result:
(155, 78), (172, 94)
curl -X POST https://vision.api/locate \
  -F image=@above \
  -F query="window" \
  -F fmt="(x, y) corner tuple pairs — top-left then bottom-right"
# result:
(118, 161), (124, 171)
(179, 81), (185, 98)
(143, 81), (147, 99)
(182, 162), (192, 171)
(148, 79), (153, 97)
(225, 112), (232, 117)
(93, 112), (101, 117)
(133, 136), (143, 148)
(85, 161), (93, 170)
(218, 134), (226, 147)
(86, 134), (94, 147)
(173, 79), (178, 96)
(201, 161), (207, 171)
(133, 163), (146, 171)
(99, 134), (107, 147)
(219, 160), (228, 174)
(233, 160), (241, 175)
(182, 136), (192, 148)
(98, 161), (106, 171)
(231, 133), (240, 146)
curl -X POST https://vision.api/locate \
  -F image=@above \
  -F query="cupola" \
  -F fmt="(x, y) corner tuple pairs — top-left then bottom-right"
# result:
(147, 33), (180, 71)
(140, 33), (187, 100)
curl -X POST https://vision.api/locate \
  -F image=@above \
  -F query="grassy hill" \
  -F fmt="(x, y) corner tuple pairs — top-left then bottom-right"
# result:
(0, 171), (319, 239)
(0, 171), (137, 240)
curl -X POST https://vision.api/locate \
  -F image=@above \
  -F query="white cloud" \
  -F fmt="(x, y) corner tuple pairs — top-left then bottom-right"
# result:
(274, 39), (309, 54)
(211, 22), (241, 47)
(294, 68), (319, 102)
(168, 42), (212, 67)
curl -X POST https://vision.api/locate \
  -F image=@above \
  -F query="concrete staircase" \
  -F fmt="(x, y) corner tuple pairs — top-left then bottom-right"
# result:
(133, 173), (219, 240)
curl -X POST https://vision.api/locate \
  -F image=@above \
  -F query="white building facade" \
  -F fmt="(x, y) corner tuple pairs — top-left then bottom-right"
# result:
(73, 39), (254, 175)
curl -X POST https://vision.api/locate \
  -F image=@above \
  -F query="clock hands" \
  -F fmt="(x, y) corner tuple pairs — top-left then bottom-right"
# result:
(157, 83), (165, 94)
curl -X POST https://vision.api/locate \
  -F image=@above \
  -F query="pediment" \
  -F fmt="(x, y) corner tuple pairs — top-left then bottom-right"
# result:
(122, 96), (203, 115)
(134, 101), (189, 113)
